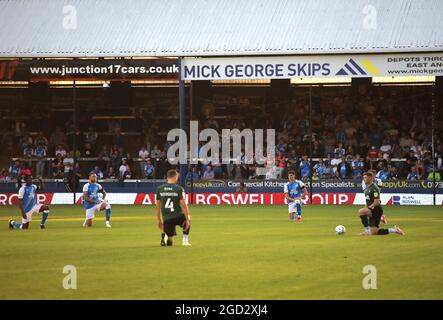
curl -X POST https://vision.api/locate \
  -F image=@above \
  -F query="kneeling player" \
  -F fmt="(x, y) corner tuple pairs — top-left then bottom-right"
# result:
(362, 169), (388, 224)
(9, 175), (50, 230)
(358, 172), (404, 236)
(284, 170), (308, 222)
(156, 169), (191, 246)
(82, 172), (112, 228)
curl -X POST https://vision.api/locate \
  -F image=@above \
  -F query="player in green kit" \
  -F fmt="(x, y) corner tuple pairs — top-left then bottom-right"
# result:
(155, 169), (191, 246)
(358, 172), (405, 236)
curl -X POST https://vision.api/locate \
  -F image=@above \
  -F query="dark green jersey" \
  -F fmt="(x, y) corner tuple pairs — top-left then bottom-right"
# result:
(364, 183), (381, 207)
(155, 183), (185, 220)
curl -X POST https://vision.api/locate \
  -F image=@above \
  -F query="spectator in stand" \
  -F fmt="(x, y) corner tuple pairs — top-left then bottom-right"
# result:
(299, 155), (311, 180)
(202, 165), (215, 180)
(335, 124), (346, 146)
(379, 138), (392, 160)
(101, 145), (110, 158)
(145, 159), (155, 179)
(85, 126), (98, 146)
(233, 164), (244, 179)
(338, 157), (348, 179)
(359, 132), (371, 158)
(20, 165), (32, 178)
(125, 153), (134, 169)
(143, 136), (153, 155)
(150, 145), (163, 159)
(415, 159), (425, 178)
(351, 154), (364, 179)
(185, 166), (200, 182)
(35, 132), (48, 148)
(119, 160), (131, 179)
(19, 134), (33, 153)
(236, 182), (248, 193)
(51, 155), (64, 179)
(323, 131), (336, 156)
(376, 166), (390, 181)
(68, 148), (81, 159)
(334, 143), (346, 158)
(312, 170), (320, 181)
(73, 162), (82, 189)
(399, 133), (416, 154)
(314, 159), (326, 179)
(0, 168), (10, 181)
(389, 165), (400, 180)
(110, 149), (122, 173)
(407, 166), (420, 180)
(212, 162), (223, 178)
(368, 125), (382, 148)
(112, 126), (123, 147)
(83, 142), (94, 157)
(55, 145), (67, 158)
(367, 146), (380, 159)
(106, 167), (117, 179)
(274, 152), (287, 178)
(63, 156), (74, 178)
(138, 146), (150, 177)
(23, 144), (34, 168)
(49, 126), (67, 153)
(9, 160), (21, 180)
(124, 165), (133, 179)
(276, 138), (288, 154)
(94, 154), (107, 173)
(330, 152), (342, 176)
(34, 142), (47, 177)
(436, 153), (442, 171)
(67, 126), (84, 151)
(427, 166), (441, 181)
(390, 143), (403, 159)
(92, 165), (104, 179)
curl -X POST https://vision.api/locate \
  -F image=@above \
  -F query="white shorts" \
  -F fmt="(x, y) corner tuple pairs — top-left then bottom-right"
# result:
(22, 204), (43, 224)
(85, 202), (104, 219)
(288, 200), (301, 213)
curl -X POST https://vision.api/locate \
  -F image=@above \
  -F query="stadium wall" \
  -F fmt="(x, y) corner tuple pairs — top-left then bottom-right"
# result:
(0, 180), (441, 206)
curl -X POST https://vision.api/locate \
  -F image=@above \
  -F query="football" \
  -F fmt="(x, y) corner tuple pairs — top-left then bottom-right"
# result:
(335, 225), (346, 235)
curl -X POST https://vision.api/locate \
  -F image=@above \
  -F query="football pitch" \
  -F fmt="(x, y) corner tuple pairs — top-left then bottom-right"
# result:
(0, 204), (442, 300)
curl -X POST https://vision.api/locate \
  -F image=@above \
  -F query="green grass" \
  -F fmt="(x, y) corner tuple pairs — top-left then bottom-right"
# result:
(1, 204), (443, 300)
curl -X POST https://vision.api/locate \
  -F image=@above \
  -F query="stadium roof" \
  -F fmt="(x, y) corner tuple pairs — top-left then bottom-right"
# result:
(0, 0), (442, 58)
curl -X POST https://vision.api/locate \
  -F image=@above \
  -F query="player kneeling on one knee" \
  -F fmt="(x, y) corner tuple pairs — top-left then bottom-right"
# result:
(358, 172), (404, 236)
(284, 170), (307, 222)
(82, 172), (112, 228)
(9, 175), (50, 230)
(156, 169), (191, 247)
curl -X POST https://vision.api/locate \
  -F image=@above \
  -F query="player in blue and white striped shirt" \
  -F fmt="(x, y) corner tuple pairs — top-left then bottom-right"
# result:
(284, 170), (308, 222)
(9, 175), (50, 230)
(82, 172), (112, 228)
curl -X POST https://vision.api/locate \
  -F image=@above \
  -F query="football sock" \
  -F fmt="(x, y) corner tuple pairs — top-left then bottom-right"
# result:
(377, 229), (389, 235)
(360, 215), (369, 227)
(105, 204), (111, 222)
(296, 203), (302, 217)
(12, 221), (22, 229)
(40, 210), (49, 225)
(388, 228), (397, 233)
(183, 234), (189, 242)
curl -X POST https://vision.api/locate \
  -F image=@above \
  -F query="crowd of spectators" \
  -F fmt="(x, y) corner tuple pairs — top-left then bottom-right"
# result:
(0, 84), (442, 183)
